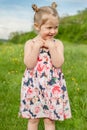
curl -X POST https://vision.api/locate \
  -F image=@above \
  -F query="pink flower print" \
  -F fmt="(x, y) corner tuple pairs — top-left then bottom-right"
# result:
(52, 86), (61, 98)
(35, 106), (40, 113)
(37, 56), (42, 62)
(52, 86), (61, 93)
(27, 88), (33, 94)
(37, 64), (44, 72)
(49, 104), (54, 110)
(30, 71), (34, 76)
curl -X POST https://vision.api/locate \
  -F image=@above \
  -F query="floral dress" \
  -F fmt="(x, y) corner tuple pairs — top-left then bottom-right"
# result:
(19, 46), (72, 121)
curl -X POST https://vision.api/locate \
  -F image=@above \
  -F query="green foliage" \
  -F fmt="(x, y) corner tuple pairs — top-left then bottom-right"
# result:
(8, 8), (87, 44)
(0, 43), (87, 130)
(56, 8), (87, 44)
(9, 31), (36, 44)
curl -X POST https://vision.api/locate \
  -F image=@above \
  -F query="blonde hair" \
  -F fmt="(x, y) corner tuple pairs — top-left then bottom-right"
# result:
(32, 2), (59, 27)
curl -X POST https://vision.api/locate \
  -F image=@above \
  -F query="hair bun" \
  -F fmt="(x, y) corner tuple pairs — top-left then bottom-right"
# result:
(32, 4), (39, 12)
(51, 2), (57, 8)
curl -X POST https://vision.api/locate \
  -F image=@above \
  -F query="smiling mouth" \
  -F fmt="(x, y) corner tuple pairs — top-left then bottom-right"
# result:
(48, 35), (54, 38)
(48, 34), (54, 36)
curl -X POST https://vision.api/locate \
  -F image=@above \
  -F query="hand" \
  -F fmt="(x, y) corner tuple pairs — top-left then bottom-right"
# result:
(44, 39), (55, 49)
(33, 37), (45, 48)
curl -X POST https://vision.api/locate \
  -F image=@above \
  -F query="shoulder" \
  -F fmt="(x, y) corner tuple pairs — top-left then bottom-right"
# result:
(24, 39), (34, 49)
(55, 39), (64, 46)
(25, 39), (32, 46)
(55, 39), (64, 50)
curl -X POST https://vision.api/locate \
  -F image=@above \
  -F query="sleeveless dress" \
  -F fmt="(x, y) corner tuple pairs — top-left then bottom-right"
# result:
(19, 45), (72, 121)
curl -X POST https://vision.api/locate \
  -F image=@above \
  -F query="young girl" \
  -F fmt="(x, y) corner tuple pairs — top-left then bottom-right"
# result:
(19, 2), (72, 130)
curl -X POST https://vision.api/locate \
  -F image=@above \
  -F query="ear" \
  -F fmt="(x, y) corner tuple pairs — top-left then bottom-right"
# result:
(34, 23), (40, 31)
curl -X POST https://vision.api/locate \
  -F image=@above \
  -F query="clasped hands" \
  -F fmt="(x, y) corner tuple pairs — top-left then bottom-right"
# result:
(38, 38), (55, 49)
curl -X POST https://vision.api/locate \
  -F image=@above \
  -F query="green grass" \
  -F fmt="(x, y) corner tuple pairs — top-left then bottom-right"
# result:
(0, 43), (87, 130)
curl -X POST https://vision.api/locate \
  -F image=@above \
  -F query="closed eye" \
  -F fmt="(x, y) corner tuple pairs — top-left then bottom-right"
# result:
(47, 27), (52, 29)
(55, 26), (58, 29)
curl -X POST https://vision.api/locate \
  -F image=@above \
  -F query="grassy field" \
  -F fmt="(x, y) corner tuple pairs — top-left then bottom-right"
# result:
(0, 43), (87, 130)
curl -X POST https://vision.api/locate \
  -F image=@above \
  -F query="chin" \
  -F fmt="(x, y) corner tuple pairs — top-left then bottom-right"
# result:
(45, 37), (53, 40)
(42, 36), (54, 40)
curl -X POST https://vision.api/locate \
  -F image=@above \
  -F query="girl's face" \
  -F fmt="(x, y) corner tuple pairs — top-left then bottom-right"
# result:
(38, 15), (59, 40)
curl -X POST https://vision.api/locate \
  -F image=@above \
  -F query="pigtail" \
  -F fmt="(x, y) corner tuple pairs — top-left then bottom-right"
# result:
(32, 4), (39, 12)
(51, 2), (57, 9)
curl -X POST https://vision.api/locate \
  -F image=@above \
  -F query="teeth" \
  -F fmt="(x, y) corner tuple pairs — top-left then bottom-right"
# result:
(48, 35), (53, 36)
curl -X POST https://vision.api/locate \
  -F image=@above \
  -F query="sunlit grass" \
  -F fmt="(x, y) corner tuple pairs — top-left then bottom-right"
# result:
(0, 43), (87, 130)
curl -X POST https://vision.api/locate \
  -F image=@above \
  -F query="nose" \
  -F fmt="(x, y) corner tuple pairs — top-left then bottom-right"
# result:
(50, 29), (56, 34)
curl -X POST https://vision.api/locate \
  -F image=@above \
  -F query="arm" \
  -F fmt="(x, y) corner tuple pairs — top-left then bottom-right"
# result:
(45, 40), (64, 68)
(24, 40), (41, 69)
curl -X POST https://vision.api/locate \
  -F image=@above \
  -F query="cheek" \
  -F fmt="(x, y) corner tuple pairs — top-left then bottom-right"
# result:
(56, 29), (58, 33)
(55, 29), (58, 34)
(43, 30), (48, 35)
